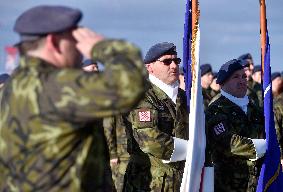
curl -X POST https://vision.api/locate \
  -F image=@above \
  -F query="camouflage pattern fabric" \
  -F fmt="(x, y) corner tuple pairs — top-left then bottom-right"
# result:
(247, 78), (263, 108)
(123, 83), (189, 192)
(0, 40), (148, 191)
(206, 95), (264, 192)
(274, 92), (283, 159)
(210, 89), (220, 99)
(202, 87), (213, 111)
(103, 116), (130, 192)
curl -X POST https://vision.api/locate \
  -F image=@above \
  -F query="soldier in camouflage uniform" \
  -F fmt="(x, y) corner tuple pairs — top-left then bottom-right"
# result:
(247, 77), (262, 108)
(206, 59), (266, 192)
(103, 116), (130, 192)
(0, 5), (148, 192)
(238, 53), (263, 108)
(200, 64), (214, 110)
(82, 59), (99, 72)
(210, 72), (220, 99)
(252, 65), (261, 85)
(271, 72), (282, 97)
(123, 42), (189, 191)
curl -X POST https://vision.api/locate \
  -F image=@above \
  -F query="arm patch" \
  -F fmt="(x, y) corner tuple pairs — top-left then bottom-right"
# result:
(138, 110), (151, 122)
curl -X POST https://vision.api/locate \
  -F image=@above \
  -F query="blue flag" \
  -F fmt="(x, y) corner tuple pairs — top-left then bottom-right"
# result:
(183, 0), (192, 111)
(256, 30), (283, 192)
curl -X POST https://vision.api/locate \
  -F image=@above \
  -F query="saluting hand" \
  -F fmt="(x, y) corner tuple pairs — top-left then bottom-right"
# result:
(72, 27), (104, 59)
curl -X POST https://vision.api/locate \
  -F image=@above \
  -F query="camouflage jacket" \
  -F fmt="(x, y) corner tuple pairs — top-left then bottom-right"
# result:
(0, 40), (148, 192)
(103, 116), (130, 160)
(247, 79), (263, 108)
(210, 88), (220, 99)
(274, 92), (283, 158)
(124, 83), (189, 192)
(206, 95), (264, 192)
(202, 87), (213, 111)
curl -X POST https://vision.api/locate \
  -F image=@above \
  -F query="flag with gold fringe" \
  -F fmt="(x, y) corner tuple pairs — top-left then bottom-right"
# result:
(180, 0), (213, 191)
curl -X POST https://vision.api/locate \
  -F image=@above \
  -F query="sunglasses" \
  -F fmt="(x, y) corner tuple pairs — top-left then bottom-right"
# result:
(157, 58), (181, 65)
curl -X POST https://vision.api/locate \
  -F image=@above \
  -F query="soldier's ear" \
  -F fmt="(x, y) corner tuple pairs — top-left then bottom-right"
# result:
(46, 34), (60, 52)
(146, 63), (154, 73)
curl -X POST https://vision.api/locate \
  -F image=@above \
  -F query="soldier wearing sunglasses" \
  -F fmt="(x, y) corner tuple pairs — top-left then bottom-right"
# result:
(123, 42), (189, 191)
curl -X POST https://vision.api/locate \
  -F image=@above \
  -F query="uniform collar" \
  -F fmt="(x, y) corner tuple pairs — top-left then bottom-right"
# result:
(19, 56), (57, 70)
(221, 89), (249, 114)
(149, 74), (179, 104)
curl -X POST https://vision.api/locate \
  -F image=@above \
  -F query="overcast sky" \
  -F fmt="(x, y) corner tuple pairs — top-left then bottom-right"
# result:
(0, 0), (282, 73)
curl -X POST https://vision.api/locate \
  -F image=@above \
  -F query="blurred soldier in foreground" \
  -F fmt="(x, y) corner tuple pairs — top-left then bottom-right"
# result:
(0, 5), (147, 191)
(82, 58), (99, 72)
(200, 63), (214, 110)
(123, 42), (189, 191)
(103, 116), (130, 192)
(206, 59), (265, 192)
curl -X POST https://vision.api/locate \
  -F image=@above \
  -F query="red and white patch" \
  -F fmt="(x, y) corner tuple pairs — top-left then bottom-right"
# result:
(213, 122), (226, 135)
(139, 111), (151, 122)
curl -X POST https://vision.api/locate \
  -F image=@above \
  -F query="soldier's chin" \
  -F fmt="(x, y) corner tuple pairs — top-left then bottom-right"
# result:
(238, 89), (247, 97)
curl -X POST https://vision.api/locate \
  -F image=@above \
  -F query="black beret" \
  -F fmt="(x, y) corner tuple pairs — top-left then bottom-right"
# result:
(144, 42), (177, 64)
(238, 53), (253, 61)
(0, 73), (10, 84)
(82, 59), (96, 67)
(238, 59), (250, 68)
(253, 65), (261, 74)
(216, 59), (244, 85)
(14, 5), (82, 42)
(271, 72), (281, 81)
(200, 64), (212, 76)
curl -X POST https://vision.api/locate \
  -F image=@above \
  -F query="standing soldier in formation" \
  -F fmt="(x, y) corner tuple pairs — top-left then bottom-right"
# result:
(178, 68), (186, 91)
(82, 58), (99, 72)
(103, 116), (130, 192)
(123, 42), (189, 191)
(0, 5), (148, 191)
(252, 65), (262, 85)
(238, 53), (262, 107)
(210, 72), (220, 99)
(271, 72), (282, 97)
(200, 63), (214, 110)
(206, 59), (266, 192)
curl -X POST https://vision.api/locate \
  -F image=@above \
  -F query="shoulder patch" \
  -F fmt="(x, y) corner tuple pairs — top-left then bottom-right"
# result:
(138, 110), (151, 122)
(213, 122), (226, 135)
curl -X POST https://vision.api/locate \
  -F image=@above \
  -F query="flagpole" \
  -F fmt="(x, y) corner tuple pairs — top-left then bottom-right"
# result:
(256, 1), (283, 191)
(191, 0), (199, 101)
(260, 0), (266, 71)
(192, 0), (198, 36)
